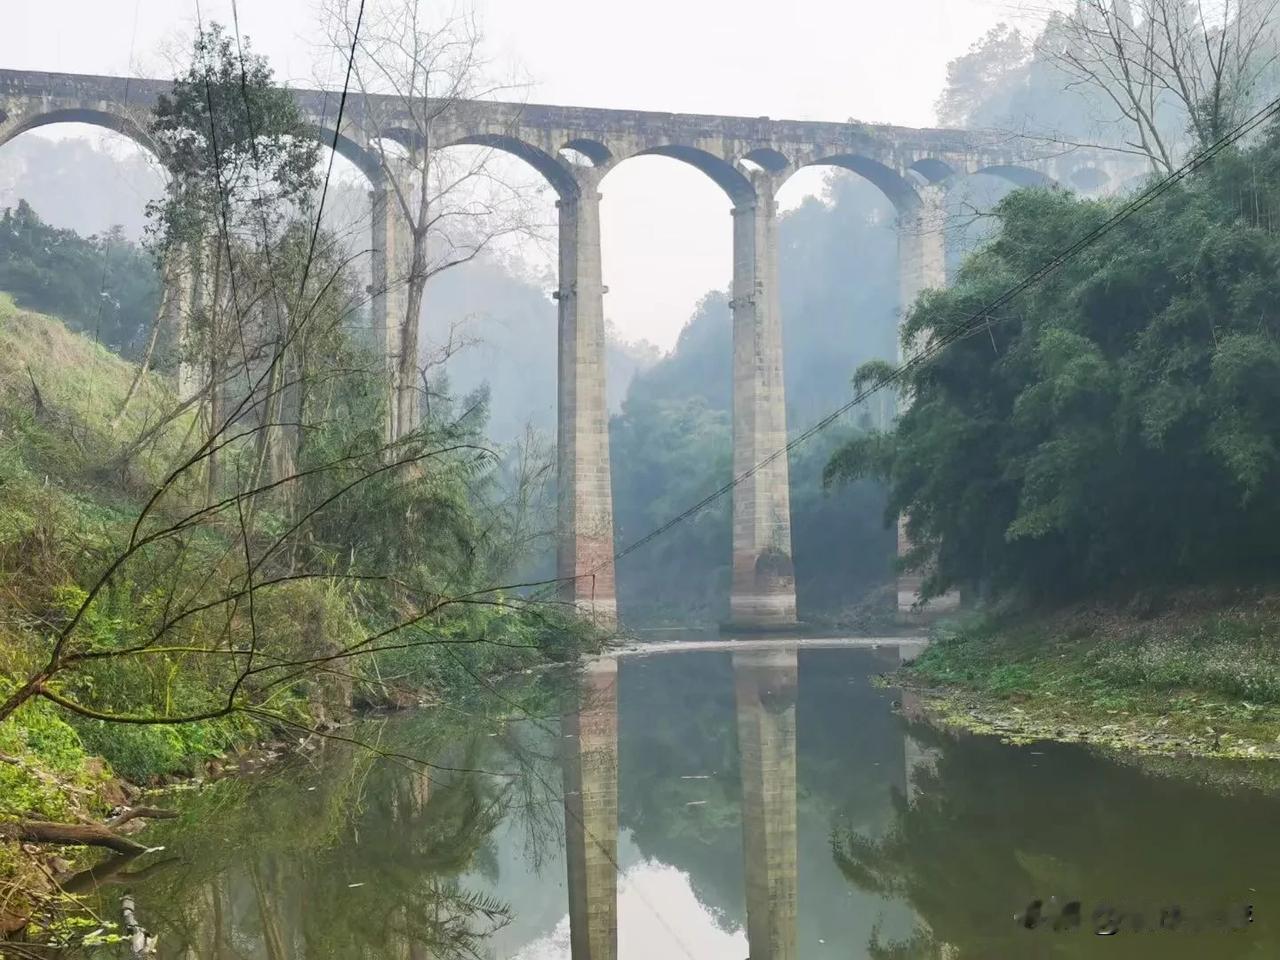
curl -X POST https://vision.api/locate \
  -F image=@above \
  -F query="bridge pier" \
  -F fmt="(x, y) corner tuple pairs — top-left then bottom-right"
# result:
(556, 175), (617, 624)
(896, 183), (959, 616)
(370, 173), (411, 446)
(729, 177), (797, 629)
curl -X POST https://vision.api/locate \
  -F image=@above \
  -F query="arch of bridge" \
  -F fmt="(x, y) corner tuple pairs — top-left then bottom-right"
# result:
(0, 103), (164, 166)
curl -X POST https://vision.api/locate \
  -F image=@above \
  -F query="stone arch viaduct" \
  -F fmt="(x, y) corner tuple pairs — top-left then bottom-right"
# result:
(0, 68), (1141, 627)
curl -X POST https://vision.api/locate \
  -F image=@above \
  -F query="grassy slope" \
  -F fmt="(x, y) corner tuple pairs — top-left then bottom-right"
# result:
(0, 294), (186, 924)
(905, 591), (1280, 761)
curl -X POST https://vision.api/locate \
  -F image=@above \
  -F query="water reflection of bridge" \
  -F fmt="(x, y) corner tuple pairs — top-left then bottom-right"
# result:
(560, 643), (930, 960)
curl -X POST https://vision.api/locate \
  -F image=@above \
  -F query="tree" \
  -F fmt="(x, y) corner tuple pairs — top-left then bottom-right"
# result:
(936, 24), (1032, 128)
(825, 128), (1280, 603)
(0, 200), (162, 357)
(148, 23), (321, 495)
(1041, 0), (1280, 173)
(323, 0), (538, 443)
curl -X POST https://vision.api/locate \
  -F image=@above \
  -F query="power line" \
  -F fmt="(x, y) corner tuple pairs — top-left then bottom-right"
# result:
(571, 90), (1280, 589)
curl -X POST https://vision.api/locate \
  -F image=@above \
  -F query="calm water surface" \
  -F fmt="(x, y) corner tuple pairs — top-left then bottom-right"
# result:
(74, 641), (1280, 958)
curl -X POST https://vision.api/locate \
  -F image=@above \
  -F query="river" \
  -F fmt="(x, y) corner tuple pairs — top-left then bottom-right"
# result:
(68, 638), (1279, 958)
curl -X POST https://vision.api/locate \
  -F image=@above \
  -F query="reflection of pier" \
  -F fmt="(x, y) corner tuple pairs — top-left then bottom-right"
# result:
(900, 646), (940, 807)
(561, 659), (619, 960)
(734, 649), (799, 960)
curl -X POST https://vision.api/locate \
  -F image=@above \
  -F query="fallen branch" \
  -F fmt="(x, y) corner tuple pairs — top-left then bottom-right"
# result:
(106, 807), (179, 829)
(0, 820), (148, 855)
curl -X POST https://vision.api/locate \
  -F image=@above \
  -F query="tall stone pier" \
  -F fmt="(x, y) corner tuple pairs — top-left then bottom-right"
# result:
(557, 172), (617, 624)
(894, 184), (958, 616)
(561, 658), (619, 960)
(729, 174), (797, 628)
(734, 648), (799, 960)
(369, 172), (412, 447)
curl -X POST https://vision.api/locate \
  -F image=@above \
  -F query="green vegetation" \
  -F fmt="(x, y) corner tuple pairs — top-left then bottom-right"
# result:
(824, 98), (1280, 748)
(0, 27), (607, 942)
(0, 277), (595, 933)
(829, 129), (1280, 604)
(903, 596), (1280, 758)
(0, 201), (162, 361)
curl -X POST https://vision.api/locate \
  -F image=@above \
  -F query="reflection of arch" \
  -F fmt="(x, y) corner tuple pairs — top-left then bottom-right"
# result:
(794, 153), (917, 210)
(444, 133), (577, 198)
(563, 137), (611, 165)
(974, 164), (1057, 190)
(909, 157), (955, 183)
(307, 125), (380, 182)
(623, 144), (754, 203)
(0, 107), (163, 164)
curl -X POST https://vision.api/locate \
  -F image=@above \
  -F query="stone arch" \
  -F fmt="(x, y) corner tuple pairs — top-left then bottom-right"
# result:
(789, 153), (918, 211)
(562, 138), (611, 166)
(307, 125), (380, 183)
(0, 106), (164, 167)
(909, 157), (955, 184)
(441, 133), (578, 198)
(973, 164), (1057, 190)
(741, 147), (789, 173)
(612, 144), (754, 204)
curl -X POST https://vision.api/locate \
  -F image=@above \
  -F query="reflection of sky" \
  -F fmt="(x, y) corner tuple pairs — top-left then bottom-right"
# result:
(514, 856), (747, 960)
(473, 827), (746, 960)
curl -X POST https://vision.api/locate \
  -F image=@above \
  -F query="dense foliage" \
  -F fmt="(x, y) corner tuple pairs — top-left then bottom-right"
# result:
(0, 201), (162, 360)
(827, 129), (1280, 604)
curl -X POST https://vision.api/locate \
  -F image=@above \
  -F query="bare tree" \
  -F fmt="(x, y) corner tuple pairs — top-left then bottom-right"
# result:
(323, 0), (540, 443)
(1042, 0), (1280, 173)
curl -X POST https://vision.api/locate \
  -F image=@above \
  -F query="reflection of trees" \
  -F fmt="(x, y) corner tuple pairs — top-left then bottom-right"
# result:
(833, 722), (1280, 959)
(617, 652), (746, 931)
(297, 739), (514, 959)
(81, 709), (543, 960)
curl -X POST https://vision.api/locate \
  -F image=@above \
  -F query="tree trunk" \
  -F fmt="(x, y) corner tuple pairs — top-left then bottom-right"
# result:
(0, 819), (148, 855)
(115, 253), (178, 429)
(250, 858), (290, 960)
(206, 239), (225, 502)
(396, 261), (425, 441)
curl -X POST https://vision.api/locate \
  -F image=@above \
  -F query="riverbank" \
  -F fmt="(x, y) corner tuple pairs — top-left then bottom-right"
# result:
(0, 296), (607, 940)
(899, 589), (1280, 761)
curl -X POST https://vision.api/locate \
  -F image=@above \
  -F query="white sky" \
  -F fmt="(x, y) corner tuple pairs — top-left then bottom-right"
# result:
(2, 0), (1032, 349)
